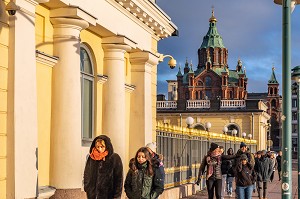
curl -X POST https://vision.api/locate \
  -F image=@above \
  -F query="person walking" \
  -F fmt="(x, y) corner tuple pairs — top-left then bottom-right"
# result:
(236, 142), (255, 167)
(196, 143), (235, 199)
(235, 154), (256, 199)
(276, 150), (282, 181)
(269, 153), (276, 182)
(222, 148), (235, 197)
(254, 150), (273, 199)
(83, 135), (123, 199)
(146, 142), (165, 186)
(124, 147), (164, 199)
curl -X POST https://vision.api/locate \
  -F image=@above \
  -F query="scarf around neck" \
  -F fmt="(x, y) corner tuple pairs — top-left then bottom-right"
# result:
(206, 152), (221, 179)
(90, 147), (108, 161)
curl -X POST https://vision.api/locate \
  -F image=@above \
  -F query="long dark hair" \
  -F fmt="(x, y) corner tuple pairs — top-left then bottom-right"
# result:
(227, 148), (234, 155)
(135, 147), (154, 176)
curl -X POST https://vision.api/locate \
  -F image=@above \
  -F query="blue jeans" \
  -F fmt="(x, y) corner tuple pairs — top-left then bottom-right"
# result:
(226, 176), (234, 194)
(236, 185), (253, 199)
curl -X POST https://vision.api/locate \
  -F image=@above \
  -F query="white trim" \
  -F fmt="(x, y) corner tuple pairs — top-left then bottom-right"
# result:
(36, 51), (58, 67)
(125, 83), (136, 93)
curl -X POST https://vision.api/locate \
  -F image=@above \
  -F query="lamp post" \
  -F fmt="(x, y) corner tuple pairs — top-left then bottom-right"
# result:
(273, 0), (299, 197)
(223, 126), (228, 149)
(248, 134), (252, 152)
(232, 129), (238, 152)
(292, 65), (300, 197)
(206, 122), (212, 148)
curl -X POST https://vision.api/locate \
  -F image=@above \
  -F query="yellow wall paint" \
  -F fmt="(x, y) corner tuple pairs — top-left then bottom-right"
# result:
(35, 5), (54, 187)
(0, 7), (9, 197)
(36, 62), (53, 186)
(35, 6), (53, 55)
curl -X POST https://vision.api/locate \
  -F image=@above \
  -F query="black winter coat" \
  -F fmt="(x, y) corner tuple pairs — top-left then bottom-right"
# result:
(276, 155), (282, 171)
(254, 156), (273, 182)
(83, 135), (123, 199)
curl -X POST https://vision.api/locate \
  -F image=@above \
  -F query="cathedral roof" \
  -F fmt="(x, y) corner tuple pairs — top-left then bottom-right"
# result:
(200, 8), (225, 49)
(268, 67), (278, 84)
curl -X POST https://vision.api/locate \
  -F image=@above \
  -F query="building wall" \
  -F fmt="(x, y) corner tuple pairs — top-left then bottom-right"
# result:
(0, 0), (9, 196)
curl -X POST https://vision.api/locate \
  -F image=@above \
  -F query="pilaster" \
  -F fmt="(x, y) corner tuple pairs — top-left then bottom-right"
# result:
(129, 51), (159, 157)
(102, 39), (131, 163)
(6, 0), (48, 198)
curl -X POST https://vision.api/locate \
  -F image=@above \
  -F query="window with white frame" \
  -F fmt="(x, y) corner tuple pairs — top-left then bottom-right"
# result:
(80, 45), (94, 140)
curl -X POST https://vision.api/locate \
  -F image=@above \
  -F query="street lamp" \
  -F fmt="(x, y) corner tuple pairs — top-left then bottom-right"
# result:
(242, 132), (246, 139)
(205, 122), (212, 131)
(223, 126), (228, 149)
(232, 129), (238, 152)
(292, 65), (300, 196)
(273, 0), (297, 197)
(186, 116), (194, 128)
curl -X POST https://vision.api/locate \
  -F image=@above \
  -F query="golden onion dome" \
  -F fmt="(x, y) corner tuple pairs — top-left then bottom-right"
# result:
(209, 7), (217, 23)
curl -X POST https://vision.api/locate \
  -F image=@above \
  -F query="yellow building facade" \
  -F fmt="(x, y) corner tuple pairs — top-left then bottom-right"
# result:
(0, 0), (177, 198)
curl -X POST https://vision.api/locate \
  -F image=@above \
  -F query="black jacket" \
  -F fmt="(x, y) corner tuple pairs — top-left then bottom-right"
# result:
(124, 163), (164, 199)
(83, 135), (123, 199)
(254, 156), (273, 182)
(276, 155), (282, 171)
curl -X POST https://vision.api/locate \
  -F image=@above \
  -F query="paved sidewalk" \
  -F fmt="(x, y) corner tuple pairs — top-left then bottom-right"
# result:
(183, 168), (298, 199)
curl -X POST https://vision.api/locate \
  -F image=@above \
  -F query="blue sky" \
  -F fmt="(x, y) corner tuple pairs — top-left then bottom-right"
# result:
(156, 0), (300, 97)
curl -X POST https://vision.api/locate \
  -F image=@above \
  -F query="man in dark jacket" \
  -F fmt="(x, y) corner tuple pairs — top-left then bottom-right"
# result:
(235, 142), (255, 167)
(83, 135), (123, 199)
(276, 150), (282, 181)
(254, 150), (273, 199)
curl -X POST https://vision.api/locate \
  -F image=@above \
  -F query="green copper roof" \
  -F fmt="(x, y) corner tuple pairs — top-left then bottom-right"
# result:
(200, 10), (225, 49)
(268, 67), (278, 84)
(177, 65), (183, 77)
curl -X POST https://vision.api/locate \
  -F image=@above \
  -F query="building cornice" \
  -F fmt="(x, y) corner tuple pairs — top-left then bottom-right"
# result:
(110, 0), (177, 39)
(36, 50), (59, 67)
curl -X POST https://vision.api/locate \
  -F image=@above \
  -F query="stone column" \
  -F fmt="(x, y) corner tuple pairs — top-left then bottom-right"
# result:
(129, 52), (159, 157)
(6, 0), (49, 198)
(102, 37), (132, 163)
(50, 17), (88, 188)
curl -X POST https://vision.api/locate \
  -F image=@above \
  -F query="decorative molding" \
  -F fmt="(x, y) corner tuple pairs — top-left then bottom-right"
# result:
(125, 83), (136, 93)
(36, 50), (58, 67)
(110, 0), (177, 39)
(97, 74), (108, 84)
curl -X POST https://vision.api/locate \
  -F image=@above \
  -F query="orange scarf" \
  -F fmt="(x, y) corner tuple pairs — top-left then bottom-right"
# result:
(90, 148), (108, 161)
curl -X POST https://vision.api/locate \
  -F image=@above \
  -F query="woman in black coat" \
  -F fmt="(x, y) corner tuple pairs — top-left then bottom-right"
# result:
(83, 135), (123, 199)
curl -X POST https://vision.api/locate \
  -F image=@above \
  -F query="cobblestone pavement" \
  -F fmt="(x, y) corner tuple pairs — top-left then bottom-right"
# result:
(183, 161), (298, 199)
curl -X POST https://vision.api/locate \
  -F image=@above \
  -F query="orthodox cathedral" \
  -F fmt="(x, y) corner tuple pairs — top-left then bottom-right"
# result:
(157, 9), (281, 150)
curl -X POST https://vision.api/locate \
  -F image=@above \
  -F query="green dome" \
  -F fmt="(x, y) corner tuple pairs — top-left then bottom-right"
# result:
(200, 10), (225, 49)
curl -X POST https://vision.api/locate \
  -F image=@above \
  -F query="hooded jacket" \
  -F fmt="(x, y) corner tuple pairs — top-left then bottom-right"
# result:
(83, 135), (123, 199)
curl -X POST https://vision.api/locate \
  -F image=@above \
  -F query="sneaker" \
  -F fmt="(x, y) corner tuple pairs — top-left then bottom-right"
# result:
(229, 192), (233, 197)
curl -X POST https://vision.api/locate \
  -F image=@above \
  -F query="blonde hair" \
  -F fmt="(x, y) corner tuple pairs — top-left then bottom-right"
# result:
(95, 139), (106, 147)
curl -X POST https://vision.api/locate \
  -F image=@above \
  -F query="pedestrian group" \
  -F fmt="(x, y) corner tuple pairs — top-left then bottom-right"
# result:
(83, 135), (281, 199)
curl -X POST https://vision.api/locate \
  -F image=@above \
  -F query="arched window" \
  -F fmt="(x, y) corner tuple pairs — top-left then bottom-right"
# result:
(194, 124), (205, 130)
(227, 124), (240, 136)
(80, 45), (94, 140)
(205, 76), (212, 87)
(271, 99), (277, 107)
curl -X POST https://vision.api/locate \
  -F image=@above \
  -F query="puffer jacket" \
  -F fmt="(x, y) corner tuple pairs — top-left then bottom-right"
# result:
(124, 162), (164, 199)
(83, 135), (123, 199)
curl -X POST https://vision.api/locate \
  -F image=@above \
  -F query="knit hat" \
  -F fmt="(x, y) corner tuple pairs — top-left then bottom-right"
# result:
(210, 142), (219, 151)
(240, 142), (247, 148)
(146, 142), (157, 153)
(240, 154), (248, 160)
